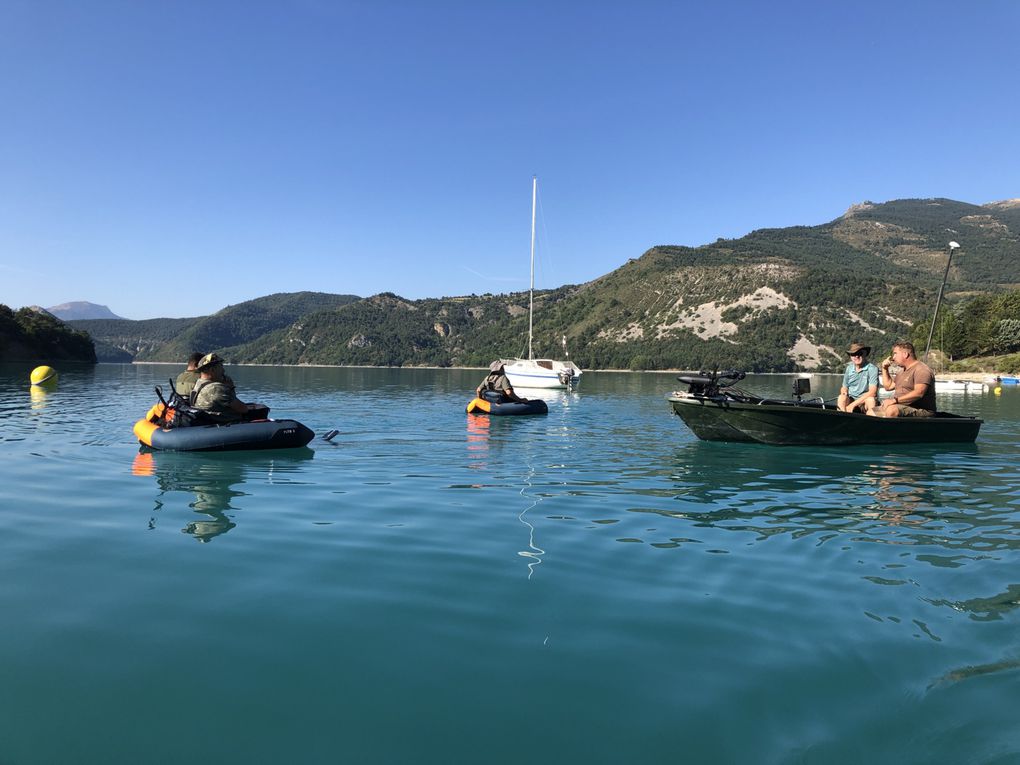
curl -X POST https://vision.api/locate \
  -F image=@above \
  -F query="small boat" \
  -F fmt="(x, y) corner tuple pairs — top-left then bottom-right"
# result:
(668, 371), (982, 446)
(133, 389), (314, 452)
(134, 416), (315, 451)
(502, 176), (582, 390)
(503, 356), (581, 389)
(466, 392), (548, 416)
(997, 376), (1019, 385)
(935, 379), (988, 393)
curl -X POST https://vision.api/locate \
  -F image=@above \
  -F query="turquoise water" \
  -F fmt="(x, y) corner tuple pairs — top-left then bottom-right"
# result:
(1, 363), (1018, 764)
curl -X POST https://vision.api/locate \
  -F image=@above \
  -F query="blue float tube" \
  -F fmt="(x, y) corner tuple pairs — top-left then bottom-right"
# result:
(135, 417), (315, 451)
(466, 391), (548, 416)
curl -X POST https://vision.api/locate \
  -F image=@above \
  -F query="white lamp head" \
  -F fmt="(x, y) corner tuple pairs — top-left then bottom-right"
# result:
(949, 241), (961, 250)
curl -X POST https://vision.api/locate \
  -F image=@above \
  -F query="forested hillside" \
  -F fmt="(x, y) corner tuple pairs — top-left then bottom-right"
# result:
(0, 305), (96, 363)
(72, 292), (359, 363)
(70, 317), (200, 362)
(913, 288), (1020, 361)
(71, 197), (1020, 371)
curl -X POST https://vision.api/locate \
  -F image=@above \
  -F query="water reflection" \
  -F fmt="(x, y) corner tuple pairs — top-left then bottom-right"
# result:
(131, 448), (314, 542)
(29, 384), (55, 411)
(463, 413), (546, 578)
(646, 441), (1016, 561)
(517, 466), (545, 580)
(925, 583), (1020, 622)
(465, 414), (491, 470)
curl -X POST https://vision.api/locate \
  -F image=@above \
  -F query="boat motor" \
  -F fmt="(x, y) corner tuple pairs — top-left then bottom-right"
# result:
(676, 369), (746, 397)
(792, 377), (811, 402)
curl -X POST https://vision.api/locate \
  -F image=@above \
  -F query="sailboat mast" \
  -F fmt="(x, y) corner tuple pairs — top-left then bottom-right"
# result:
(923, 241), (960, 362)
(528, 175), (536, 360)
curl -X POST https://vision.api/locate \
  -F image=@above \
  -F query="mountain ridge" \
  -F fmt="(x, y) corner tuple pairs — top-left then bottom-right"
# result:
(69, 196), (1020, 372)
(47, 301), (123, 321)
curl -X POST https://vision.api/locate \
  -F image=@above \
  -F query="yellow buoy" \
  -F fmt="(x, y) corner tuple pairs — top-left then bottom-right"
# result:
(30, 365), (58, 386)
(994, 386), (1002, 395)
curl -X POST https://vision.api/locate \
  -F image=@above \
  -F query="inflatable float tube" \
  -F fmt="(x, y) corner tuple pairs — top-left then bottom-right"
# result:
(134, 416), (315, 452)
(466, 394), (548, 416)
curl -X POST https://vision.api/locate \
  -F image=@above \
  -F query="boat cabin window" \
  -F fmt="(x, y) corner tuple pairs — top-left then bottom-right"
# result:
(537, 360), (553, 370)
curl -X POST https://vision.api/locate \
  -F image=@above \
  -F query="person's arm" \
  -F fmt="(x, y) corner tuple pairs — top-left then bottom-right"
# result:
(228, 394), (249, 413)
(879, 358), (895, 391)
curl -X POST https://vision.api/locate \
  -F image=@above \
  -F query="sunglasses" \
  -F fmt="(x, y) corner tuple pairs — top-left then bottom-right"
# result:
(849, 352), (864, 358)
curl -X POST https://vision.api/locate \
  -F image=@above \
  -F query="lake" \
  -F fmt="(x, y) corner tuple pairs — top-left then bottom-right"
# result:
(1, 363), (1018, 764)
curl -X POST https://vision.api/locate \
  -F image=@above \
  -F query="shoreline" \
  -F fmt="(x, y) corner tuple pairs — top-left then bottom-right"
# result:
(121, 362), (999, 380)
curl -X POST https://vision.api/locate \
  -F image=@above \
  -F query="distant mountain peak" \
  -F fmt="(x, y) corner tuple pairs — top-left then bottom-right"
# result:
(842, 201), (876, 218)
(47, 301), (123, 321)
(983, 198), (1020, 210)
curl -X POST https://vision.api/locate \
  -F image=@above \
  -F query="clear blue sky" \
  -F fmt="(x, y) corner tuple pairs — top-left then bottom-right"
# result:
(2, 0), (1018, 320)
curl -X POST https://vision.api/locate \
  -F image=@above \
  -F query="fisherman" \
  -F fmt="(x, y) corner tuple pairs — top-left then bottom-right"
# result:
(836, 342), (879, 414)
(175, 352), (204, 398)
(869, 340), (936, 418)
(190, 353), (257, 423)
(476, 360), (528, 403)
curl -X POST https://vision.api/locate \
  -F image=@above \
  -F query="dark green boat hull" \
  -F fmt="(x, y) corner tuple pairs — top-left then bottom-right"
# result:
(669, 395), (982, 446)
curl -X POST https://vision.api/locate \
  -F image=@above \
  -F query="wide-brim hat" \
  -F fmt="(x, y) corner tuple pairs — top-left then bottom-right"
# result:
(489, 360), (504, 372)
(846, 343), (871, 356)
(197, 352), (224, 370)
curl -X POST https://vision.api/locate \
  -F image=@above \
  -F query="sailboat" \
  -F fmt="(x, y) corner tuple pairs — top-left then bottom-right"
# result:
(502, 176), (583, 390)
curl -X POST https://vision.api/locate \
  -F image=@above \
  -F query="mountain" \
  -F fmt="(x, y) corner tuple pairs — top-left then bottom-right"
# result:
(72, 197), (1020, 371)
(0, 305), (97, 363)
(154, 291), (362, 361)
(70, 291), (360, 362)
(67, 316), (201, 362)
(47, 301), (124, 321)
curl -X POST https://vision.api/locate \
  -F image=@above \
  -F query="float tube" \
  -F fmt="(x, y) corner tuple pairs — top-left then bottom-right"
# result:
(134, 402), (314, 452)
(466, 392), (548, 416)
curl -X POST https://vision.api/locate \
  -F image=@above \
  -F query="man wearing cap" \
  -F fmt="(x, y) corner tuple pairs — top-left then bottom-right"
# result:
(837, 342), (879, 414)
(476, 360), (528, 403)
(190, 353), (253, 423)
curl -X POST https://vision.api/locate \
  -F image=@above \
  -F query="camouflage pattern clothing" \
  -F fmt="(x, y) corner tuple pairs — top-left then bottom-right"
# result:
(482, 373), (512, 392)
(192, 380), (243, 423)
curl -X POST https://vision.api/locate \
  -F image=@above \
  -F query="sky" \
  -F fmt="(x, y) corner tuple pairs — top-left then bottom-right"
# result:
(2, 0), (1019, 320)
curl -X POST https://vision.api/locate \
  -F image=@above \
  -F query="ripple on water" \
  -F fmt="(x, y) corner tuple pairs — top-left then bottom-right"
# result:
(0, 366), (1019, 763)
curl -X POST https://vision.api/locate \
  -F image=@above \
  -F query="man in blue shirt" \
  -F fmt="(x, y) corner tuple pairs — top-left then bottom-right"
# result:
(837, 342), (879, 413)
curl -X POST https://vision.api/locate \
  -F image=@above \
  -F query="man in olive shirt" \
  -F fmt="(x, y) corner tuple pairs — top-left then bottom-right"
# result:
(476, 360), (528, 403)
(870, 340), (936, 418)
(175, 352), (204, 398)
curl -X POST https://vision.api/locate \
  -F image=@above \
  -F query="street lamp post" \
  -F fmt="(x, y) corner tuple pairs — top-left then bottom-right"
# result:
(924, 241), (961, 362)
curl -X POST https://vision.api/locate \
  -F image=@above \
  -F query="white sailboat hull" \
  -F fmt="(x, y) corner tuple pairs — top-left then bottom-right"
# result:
(935, 379), (988, 393)
(503, 358), (582, 389)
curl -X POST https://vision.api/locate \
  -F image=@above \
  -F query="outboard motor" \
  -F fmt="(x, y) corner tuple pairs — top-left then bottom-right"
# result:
(676, 369), (745, 397)
(792, 377), (811, 402)
(558, 370), (573, 386)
